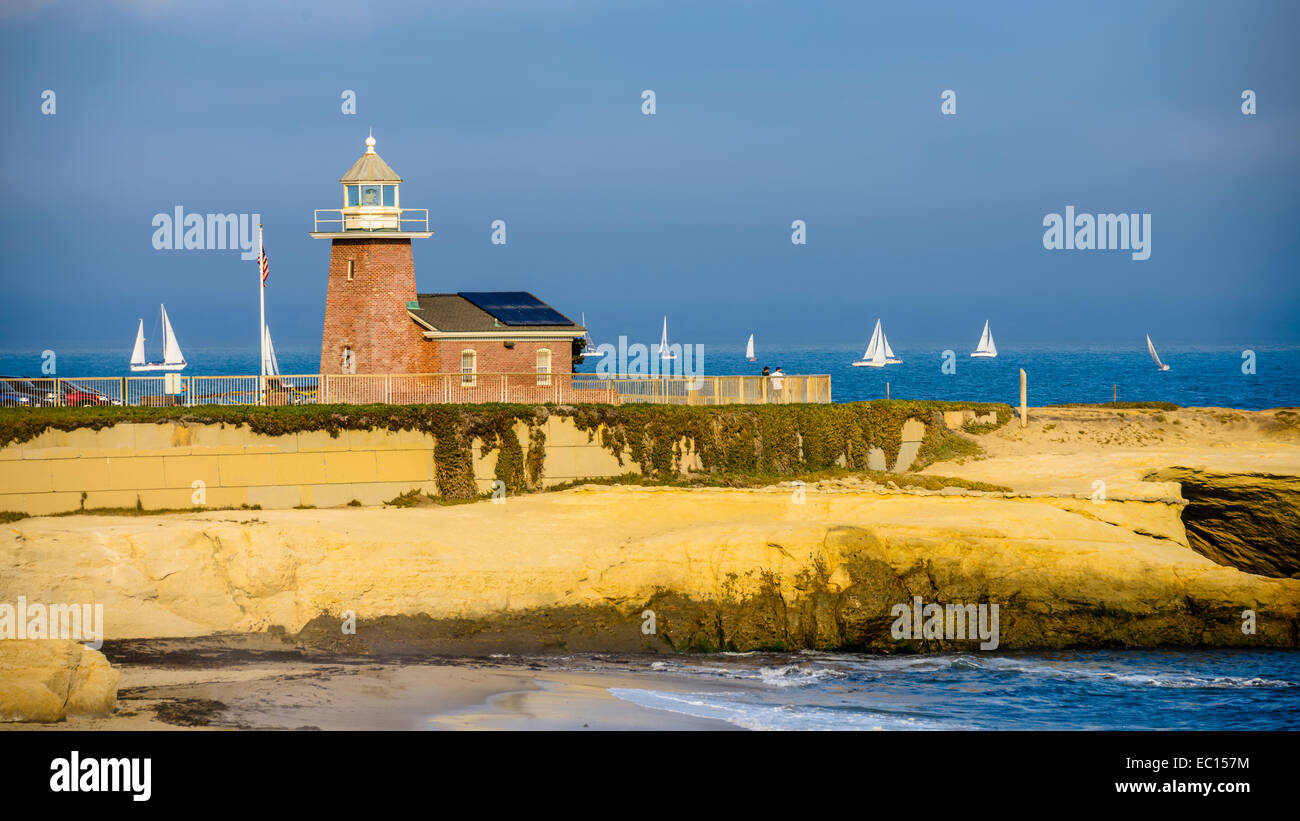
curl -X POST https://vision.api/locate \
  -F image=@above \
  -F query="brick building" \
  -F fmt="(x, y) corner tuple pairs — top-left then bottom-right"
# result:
(311, 134), (586, 381)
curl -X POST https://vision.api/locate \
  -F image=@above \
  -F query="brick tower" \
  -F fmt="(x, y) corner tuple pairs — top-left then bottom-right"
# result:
(312, 133), (433, 374)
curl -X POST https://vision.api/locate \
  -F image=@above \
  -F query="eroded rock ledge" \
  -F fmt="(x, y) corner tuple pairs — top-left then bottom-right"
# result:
(3, 487), (1296, 656)
(1146, 468), (1300, 579)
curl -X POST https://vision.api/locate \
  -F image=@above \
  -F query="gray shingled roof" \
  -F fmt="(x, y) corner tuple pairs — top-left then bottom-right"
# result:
(340, 151), (402, 183)
(410, 294), (585, 333)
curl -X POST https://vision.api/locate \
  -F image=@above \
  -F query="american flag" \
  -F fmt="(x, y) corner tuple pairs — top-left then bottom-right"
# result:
(258, 246), (269, 286)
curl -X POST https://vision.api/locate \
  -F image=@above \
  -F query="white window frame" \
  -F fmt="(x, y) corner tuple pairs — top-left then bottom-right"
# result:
(461, 349), (477, 387)
(536, 348), (552, 386)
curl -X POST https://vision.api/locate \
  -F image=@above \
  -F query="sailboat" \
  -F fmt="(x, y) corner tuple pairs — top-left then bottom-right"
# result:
(1146, 334), (1170, 371)
(580, 312), (604, 357)
(658, 317), (677, 360)
(745, 334), (756, 362)
(129, 305), (187, 372)
(263, 325), (280, 377)
(852, 319), (899, 367)
(971, 320), (998, 358)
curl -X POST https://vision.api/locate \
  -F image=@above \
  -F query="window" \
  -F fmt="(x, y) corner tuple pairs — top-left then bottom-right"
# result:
(536, 348), (552, 386)
(461, 349), (477, 387)
(346, 185), (360, 207)
(342, 347), (356, 375)
(346, 260), (354, 281)
(361, 185), (380, 206)
(382, 185), (396, 207)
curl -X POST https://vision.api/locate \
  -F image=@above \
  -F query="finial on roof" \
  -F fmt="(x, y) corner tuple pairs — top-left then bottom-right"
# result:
(365, 129), (376, 154)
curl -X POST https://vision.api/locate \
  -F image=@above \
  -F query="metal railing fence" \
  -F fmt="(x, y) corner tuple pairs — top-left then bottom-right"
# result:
(0, 373), (831, 408)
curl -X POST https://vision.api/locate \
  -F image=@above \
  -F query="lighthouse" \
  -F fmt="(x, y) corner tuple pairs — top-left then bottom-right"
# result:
(312, 132), (587, 382)
(311, 132), (433, 375)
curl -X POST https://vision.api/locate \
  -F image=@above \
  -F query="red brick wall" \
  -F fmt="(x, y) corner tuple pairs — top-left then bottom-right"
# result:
(432, 340), (574, 375)
(319, 239), (437, 374)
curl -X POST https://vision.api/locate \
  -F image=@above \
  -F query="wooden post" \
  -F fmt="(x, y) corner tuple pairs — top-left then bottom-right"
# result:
(1113, 384), (1117, 406)
(1019, 368), (1028, 428)
(886, 382), (890, 400)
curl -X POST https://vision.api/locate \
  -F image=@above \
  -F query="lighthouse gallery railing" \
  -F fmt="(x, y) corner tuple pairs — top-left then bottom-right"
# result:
(312, 209), (429, 233)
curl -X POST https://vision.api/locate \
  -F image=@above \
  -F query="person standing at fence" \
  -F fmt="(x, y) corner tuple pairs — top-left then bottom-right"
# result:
(770, 366), (785, 403)
(761, 366), (770, 377)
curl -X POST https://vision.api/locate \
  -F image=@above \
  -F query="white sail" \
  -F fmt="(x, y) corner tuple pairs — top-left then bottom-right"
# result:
(130, 320), (146, 367)
(580, 312), (602, 356)
(972, 320), (998, 357)
(746, 334), (755, 360)
(1147, 334), (1169, 371)
(853, 320), (888, 366)
(263, 325), (280, 376)
(659, 316), (676, 359)
(864, 320), (882, 360)
(875, 320), (900, 363)
(160, 305), (185, 367)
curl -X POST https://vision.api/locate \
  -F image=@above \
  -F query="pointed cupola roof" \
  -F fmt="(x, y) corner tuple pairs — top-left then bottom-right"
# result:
(340, 131), (403, 183)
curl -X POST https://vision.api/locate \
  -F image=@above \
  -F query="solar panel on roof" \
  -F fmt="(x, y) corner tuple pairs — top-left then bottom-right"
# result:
(458, 292), (575, 326)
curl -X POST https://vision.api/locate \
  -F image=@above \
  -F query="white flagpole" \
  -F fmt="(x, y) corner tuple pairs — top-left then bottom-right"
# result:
(258, 224), (266, 406)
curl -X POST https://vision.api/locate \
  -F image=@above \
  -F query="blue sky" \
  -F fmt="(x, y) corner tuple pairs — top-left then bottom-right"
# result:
(1, 0), (1297, 354)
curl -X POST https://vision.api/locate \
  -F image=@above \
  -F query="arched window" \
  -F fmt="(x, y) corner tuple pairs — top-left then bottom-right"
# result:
(536, 348), (552, 386)
(461, 349), (477, 387)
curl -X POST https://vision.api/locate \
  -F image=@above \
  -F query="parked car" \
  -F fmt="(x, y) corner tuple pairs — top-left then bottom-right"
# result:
(57, 381), (120, 407)
(0, 377), (57, 407)
(0, 384), (31, 407)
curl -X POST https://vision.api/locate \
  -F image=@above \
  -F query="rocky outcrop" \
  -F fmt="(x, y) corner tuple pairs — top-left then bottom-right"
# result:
(2, 486), (1296, 655)
(1146, 468), (1300, 578)
(0, 640), (119, 722)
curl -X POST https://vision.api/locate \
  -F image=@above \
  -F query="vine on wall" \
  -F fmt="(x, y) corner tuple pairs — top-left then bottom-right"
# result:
(0, 401), (1011, 499)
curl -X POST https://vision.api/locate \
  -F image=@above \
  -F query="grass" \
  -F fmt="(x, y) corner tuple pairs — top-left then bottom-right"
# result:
(1048, 401), (1179, 411)
(920, 429), (983, 465)
(0, 503), (264, 523)
(384, 489), (425, 508)
(544, 467), (1011, 494)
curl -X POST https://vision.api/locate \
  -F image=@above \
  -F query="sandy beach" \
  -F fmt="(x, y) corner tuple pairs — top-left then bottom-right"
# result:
(5, 648), (743, 731)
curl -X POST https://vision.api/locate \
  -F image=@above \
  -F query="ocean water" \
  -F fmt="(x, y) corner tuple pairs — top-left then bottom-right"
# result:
(686, 345), (1300, 409)
(2, 344), (1296, 410)
(591, 649), (1300, 731)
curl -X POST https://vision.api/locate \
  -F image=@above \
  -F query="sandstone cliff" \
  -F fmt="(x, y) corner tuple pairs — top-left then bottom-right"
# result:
(0, 640), (119, 723)
(2, 485), (1295, 656)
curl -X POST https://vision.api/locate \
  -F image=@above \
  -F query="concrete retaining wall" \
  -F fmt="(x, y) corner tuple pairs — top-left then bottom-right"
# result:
(0, 416), (925, 515)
